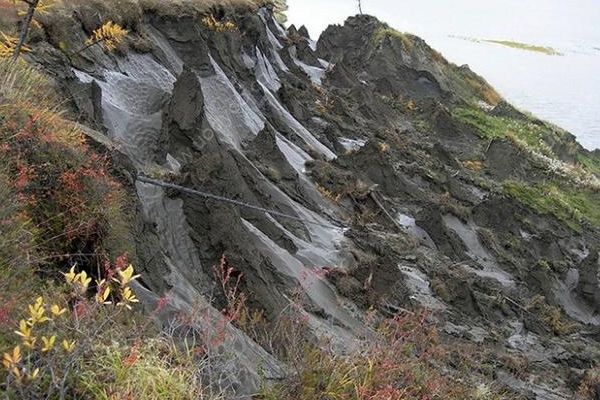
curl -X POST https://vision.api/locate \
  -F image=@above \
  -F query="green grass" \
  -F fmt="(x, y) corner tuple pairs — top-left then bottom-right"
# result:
(577, 154), (600, 177)
(80, 339), (214, 400)
(504, 181), (600, 231)
(372, 26), (413, 50)
(453, 106), (555, 156)
(482, 40), (562, 56)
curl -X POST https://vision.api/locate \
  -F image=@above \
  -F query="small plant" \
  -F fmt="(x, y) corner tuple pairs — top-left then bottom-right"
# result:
(315, 93), (335, 114)
(463, 160), (484, 172)
(317, 184), (342, 203)
(0, 31), (29, 59)
(1, 263), (141, 398)
(525, 295), (577, 336)
(578, 365), (600, 399)
(373, 26), (413, 51)
(378, 142), (390, 153)
(536, 259), (551, 271)
(201, 14), (237, 32)
(74, 21), (128, 54)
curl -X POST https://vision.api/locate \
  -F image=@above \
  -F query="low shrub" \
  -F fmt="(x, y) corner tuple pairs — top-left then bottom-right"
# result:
(0, 59), (132, 275)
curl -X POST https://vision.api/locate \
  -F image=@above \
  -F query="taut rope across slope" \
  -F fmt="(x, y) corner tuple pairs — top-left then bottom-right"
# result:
(137, 176), (343, 229)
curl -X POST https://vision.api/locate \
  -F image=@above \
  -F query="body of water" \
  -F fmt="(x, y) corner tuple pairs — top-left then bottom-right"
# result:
(287, 0), (600, 150)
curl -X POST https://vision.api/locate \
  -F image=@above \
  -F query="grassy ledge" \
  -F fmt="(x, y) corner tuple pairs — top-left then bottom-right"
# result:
(503, 181), (600, 231)
(372, 26), (414, 50)
(452, 106), (558, 156)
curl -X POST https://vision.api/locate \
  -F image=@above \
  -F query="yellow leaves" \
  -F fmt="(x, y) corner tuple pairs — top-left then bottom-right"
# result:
(95, 284), (112, 305)
(2, 346), (22, 370)
(117, 287), (139, 310)
(28, 367), (40, 380)
(2, 346), (23, 379)
(378, 142), (390, 153)
(63, 266), (91, 295)
(462, 160), (484, 172)
(64, 264), (140, 309)
(0, 31), (30, 59)
(28, 296), (50, 324)
(76, 271), (92, 291)
(61, 339), (76, 353)
(19, 320), (41, 347)
(15, 319), (33, 340)
(50, 304), (67, 317)
(63, 265), (76, 284)
(16, 0), (54, 16)
(84, 21), (128, 52)
(33, 0), (53, 15)
(115, 265), (140, 287)
(201, 15), (237, 32)
(41, 336), (56, 352)
(0, 264), (142, 385)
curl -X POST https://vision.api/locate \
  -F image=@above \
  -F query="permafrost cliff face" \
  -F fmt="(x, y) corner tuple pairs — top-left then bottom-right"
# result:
(31, 5), (600, 398)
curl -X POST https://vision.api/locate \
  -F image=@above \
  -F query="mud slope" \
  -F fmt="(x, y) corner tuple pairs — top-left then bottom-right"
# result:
(31, 5), (600, 398)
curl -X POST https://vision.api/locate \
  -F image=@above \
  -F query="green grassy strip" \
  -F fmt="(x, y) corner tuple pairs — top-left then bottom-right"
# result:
(504, 181), (600, 231)
(452, 106), (554, 155)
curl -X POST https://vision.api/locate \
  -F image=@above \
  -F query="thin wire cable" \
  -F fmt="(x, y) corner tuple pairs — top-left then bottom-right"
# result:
(137, 176), (343, 229)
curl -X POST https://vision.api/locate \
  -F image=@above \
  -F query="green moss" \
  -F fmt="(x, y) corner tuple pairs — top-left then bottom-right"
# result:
(482, 40), (562, 56)
(503, 181), (600, 231)
(536, 259), (551, 271)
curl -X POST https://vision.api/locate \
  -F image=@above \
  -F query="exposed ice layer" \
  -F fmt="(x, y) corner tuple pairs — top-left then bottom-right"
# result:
(288, 202), (349, 263)
(267, 215), (338, 268)
(399, 266), (446, 310)
(275, 133), (342, 220)
(443, 215), (515, 287)
(146, 26), (184, 75)
(275, 134), (311, 173)
(102, 102), (163, 164)
(308, 39), (318, 51)
(101, 72), (167, 114)
(200, 56), (265, 149)
(319, 58), (332, 69)
(259, 81), (336, 159)
(241, 218), (363, 333)
(257, 10), (289, 72)
(241, 50), (256, 69)
(397, 213), (437, 249)
(116, 53), (176, 93)
(289, 47), (325, 85)
(269, 41), (289, 72)
(136, 183), (209, 291)
(73, 69), (94, 83)
(255, 47), (281, 92)
(552, 269), (600, 325)
(73, 54), (175, 166)
(339, 137), (367, 152)
(245, 146), (349, 267)
(258, 10), (283, 51)
(263, 9), (287, 37)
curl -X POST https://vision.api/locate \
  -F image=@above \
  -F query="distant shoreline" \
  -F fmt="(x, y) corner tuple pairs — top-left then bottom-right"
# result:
(449, 35), (563, 56)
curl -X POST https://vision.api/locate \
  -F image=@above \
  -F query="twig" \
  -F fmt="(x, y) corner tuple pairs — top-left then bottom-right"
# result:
(12, 0), (40, 63)
(369, 191), (404, 232)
